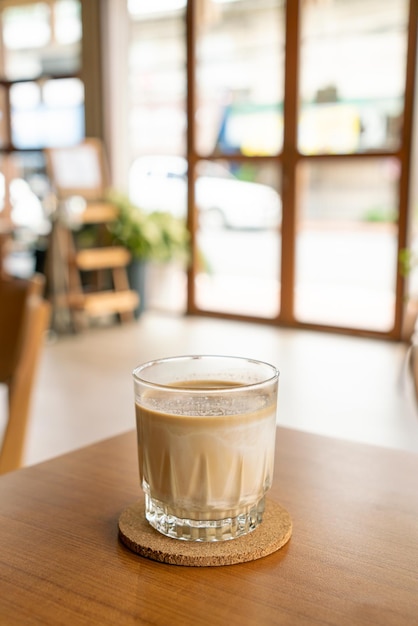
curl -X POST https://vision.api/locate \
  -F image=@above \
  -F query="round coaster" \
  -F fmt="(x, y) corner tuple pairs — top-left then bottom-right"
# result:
(118, 498), (292, 567)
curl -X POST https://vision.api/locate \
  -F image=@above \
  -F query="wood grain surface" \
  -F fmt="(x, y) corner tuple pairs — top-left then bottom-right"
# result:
(0, 427), (417, 625)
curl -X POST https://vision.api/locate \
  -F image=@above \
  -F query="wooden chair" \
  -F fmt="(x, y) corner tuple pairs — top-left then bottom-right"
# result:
(0, 274), (50, 474)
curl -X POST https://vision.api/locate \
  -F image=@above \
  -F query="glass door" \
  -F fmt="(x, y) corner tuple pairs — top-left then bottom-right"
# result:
(191, 0), (285, 319)
(294, 0), (411, 333)
(124, 0), (417, 338)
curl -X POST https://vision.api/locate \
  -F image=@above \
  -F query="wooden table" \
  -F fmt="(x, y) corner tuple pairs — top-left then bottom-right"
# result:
(0, 428), (417, 625)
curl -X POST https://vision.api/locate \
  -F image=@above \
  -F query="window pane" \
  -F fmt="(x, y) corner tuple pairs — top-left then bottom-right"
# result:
(299, 0), (409, 154)
(3, 3), (51, 50)
(128, 0), (185, 15)
(195, 0), (285, 156)
(0, 151), (50, 231)
(55, 0), (82, 45)
(0, 151), (51, 278)
(43, 77), (84, 106)
(10, 78), (84, 148)
(129, 154), (187, 216)
(1, 1), (82, 79)
(295, 159), (399, 331)
(128, 3), (186, 158)
(128, 2), (187, 314)
(195, 160), (281, 318)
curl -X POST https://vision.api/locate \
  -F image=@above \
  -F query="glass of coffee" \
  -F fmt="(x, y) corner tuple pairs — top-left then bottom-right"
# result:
(133, 355), (279, 542)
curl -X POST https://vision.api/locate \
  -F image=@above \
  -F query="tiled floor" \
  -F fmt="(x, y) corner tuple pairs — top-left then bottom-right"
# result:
(18, 312), (418, 467)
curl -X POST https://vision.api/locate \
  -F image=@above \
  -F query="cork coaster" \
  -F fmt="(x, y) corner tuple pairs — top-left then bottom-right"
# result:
(118, 498), (292, 567)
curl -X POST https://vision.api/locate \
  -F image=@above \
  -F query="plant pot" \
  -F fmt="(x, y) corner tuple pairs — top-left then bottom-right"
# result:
(127, 259), (148, 318)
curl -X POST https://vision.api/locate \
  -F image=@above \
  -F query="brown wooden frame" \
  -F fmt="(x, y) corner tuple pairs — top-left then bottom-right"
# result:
(185, 0), (418, 341)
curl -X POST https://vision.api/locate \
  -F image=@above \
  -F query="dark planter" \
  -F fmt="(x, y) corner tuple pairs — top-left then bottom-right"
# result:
(127, 259), (148, 318)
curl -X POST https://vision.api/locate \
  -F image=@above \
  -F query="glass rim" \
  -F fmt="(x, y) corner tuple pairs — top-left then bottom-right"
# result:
(132, 354), (279, 393)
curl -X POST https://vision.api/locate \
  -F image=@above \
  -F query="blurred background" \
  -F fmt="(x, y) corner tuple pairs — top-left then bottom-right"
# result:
(0, 0), (417, 340)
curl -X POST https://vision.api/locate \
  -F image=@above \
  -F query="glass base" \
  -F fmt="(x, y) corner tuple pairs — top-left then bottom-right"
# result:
(144, 494), (265, 542)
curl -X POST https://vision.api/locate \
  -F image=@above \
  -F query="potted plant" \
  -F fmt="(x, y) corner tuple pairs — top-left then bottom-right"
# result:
(107, 192), (190, 316)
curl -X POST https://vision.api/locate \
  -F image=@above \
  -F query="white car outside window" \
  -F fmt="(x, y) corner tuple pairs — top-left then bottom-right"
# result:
(129, 156), (281, 230)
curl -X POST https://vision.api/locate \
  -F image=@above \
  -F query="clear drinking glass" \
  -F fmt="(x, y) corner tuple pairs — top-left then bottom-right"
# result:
(133, 355), (279, 542)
